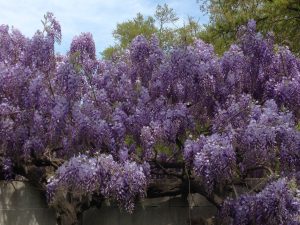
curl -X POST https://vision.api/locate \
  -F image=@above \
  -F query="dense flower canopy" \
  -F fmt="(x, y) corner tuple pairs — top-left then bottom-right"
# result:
(0, 14), (300, 224)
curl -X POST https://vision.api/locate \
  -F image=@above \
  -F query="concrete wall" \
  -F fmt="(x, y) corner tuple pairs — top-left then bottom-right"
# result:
(0, 181), (57, 225)
(83, 195), (216, 225)
(0, 181), (216, 225)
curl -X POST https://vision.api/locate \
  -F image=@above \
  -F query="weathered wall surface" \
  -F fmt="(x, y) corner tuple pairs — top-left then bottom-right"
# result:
(0, 181), (57, 225)
(83, 195), (216, 225)
(0, 181), (216, 225)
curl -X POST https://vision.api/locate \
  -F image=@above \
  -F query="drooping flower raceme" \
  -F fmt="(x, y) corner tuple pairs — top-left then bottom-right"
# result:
(47, 154), (149, 212)
(221, 179), (300, 225)
(185, 133), (236, 193)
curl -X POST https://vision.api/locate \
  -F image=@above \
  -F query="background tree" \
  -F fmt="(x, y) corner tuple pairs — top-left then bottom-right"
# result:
(199, 0), (300, 54)
(154, 3), (178, 49)
(102, 13), (157, 59)
(102, 4), (204, 59)
(176, 16), (203, 45)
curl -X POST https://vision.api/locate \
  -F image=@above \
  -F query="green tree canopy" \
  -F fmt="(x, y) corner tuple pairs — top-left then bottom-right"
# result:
(113, 13), (157, 48)
(102, 13), (157, 59)
(102, 4), (204, 59)
(200, 0), (300, 54)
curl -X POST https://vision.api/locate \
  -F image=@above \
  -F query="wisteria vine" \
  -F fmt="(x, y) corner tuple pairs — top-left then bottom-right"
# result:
(0, 14), (300, 224)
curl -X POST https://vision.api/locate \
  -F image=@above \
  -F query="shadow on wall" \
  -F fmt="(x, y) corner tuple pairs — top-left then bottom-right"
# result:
(0, 181), (57, 225)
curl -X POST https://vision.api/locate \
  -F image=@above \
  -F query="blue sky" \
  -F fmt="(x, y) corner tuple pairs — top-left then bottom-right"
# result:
(0, 0), (208, 56)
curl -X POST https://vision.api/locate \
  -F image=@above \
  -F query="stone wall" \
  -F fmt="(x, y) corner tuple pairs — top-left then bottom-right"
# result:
(0, 181), (57, 225)
(0, 181), (216, 225)
(83, 195), (216, 225)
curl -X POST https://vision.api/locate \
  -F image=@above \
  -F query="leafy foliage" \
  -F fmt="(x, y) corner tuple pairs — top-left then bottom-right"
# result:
(200, 0), (300, 54)
(102, 4), (203, 59)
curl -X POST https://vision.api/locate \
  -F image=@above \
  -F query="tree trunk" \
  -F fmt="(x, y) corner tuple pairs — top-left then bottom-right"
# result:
(55, 192), (83, 225)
